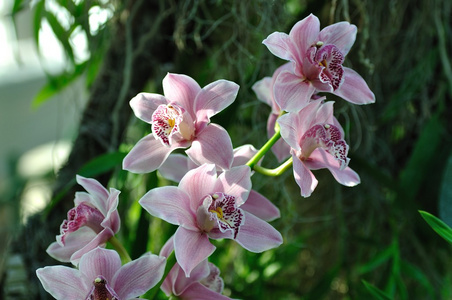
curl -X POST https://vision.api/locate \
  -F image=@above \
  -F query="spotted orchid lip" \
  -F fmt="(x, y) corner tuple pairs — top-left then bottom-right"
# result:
(87, 275), (119, 300)
(57, 202), (104, 246)
(151, 104), (185, 146)
(299, 123), (349, 169)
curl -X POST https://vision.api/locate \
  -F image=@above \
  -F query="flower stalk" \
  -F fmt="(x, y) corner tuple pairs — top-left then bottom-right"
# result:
(253, 157), (293, 176)
(108, 236), (132, 264)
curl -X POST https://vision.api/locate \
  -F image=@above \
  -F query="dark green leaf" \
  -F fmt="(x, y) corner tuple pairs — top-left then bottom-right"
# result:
(362, 280), (392, 300)
(78, 151), (127, 178)
(439, 152), (452, 227)
(399, 115), (444, 201)
(419, 210), (452, 244)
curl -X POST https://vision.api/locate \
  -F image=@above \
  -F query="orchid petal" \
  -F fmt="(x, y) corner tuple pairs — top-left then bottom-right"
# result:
(173, 260), (210, 296)
(267, 113), (291, 162)
(319, 22), (357, 56)
(215, 165), (252, 206)
(113, 253), (166, 299)
(179, 164), (217, 212)
(252, 77), (275, 109)
(174, 227), (216, 277)
(273, 70), (316, 112)
(79, 247), (121, 285)
(186, 124), (234, 171)
(76, 175), (109, 214)
(194, 79), (239, 124)
(130, 92), (168, 123)
(70, 228), (114, 265)
(240, 190), (280, 221)
(181, 282), (232, 300)
(101, 189), (121, 233)
(262, 32), (295, 62)
(46, 226), (97, 264)
(232, 144), (258, 167)
(289, 14), (320, 60)
(158, 154), (191, 182)
(163, 73), (201, 119)
(36, 266), (88, 299)
(278, 112), (303, 150)
(293, 153), (318, 197)
(333, 67), (375, 104)
(305, 149), (360, 186)
(122, 134), (188, 173)
(139, 186), (197, 230)
(235, 211), (283, 252)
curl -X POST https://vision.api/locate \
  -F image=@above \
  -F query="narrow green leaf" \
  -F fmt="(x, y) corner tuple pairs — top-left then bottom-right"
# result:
(357, 244), (395, 275)
(33, 0), (45, 50)
(32, 62), (87, 107)
(362, 280), (392, 300)
(45, 10), (75, 64)
(78, 152), (127, 178)
(419, 210), (452, 244)
(439, 152), (452, 227)
(12, 0), (26, 14)
(399, 115), (444, 201)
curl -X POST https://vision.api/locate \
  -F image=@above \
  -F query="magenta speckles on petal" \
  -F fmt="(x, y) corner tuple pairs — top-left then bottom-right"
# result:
(300, 123), (350, 169)
(208, 193), (244, 239)
(315, 44), (344, 90)
(152, 104), (184, 146)
(57, 203), (104, 246)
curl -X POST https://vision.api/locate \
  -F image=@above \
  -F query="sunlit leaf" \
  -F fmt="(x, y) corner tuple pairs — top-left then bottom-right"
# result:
(33, 0), (45, 50)
(45, 10), (75, 64)
(419, 210), (452, 244)
(362, 280), (392, 300)
(32, 62), (87, 107)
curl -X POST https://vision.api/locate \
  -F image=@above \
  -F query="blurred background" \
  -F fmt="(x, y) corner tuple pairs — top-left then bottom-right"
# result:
(1, 0), (451, 299)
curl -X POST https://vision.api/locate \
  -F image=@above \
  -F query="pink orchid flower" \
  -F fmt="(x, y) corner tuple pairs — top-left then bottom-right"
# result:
(252, 64), (292, 162)
(160, 236), (232, 300)
(263, 14), (375, 112)
(139, 164), (283, 277)
(277, 99), (360, 197)
(37, 247), (166, 300)
(122, 73), (239, 173)
(158, 144), (281, 222)
(46, 175), (121, 265)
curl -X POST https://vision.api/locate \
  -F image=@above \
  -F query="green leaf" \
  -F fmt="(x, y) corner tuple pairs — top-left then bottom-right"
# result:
(419, 210), (452, 244)
(357, 244), (395, 275)
(362, 280), (392, 300)
(439, 152), (452, 227)
(33, 0), (45, 50)
(398, 115), (444, 201)
(32, 62), (87, 107)
(78, 151), (127, 178)
(45, 10), (75, 64)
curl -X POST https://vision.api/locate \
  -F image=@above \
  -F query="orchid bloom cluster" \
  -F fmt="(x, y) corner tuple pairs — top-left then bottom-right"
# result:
(37, 14), (374, 299)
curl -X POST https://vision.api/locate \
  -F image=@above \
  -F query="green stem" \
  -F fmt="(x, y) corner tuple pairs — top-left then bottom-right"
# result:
(146, 250), (176, 299)
(253, 157), (293, 176)
(108, 236), (132, 264)
(246, 130), (281, 169)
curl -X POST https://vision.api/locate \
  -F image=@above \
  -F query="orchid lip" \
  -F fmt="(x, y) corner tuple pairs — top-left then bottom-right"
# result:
(299, 123), (350, 169)
(57, 203), (105, 246)
(86, 275), (119, 300)
(196, 192), (244, 239)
